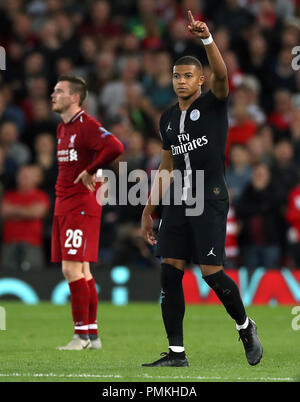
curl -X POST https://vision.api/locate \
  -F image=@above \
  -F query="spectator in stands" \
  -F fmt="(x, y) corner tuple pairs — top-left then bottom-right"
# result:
(142, 51), (175, 112)
(38, 19), (62, 77)
(270, 47), (297, 93)
(242, 32), (273, 112)
(222, 50), (244, 92)
(256, 123), (275, 166)
(0, 165), (50, 271)
(32, 132), (58, 204)
(54, 12), (80, 64)
(23, 98), (57, 148)
(236, 162), (283, 269)
(268, 89), (293, 140)
(213, 0), (254, 34)
(99, 56), (142, 119)
(272, 138), (299, 202)
(125, 83), (157, 138)
(246, 135), (270, 165)
(0, 84), (25, 134)
(234, 75), (266, 125)
(226, 102), (257, 162)
(20, 75), (50, 125)
(77, 36), (98, 73)
(290, 109), (300, 164)
(80, 0), (123, 47)
(0, 120), (31, 188)
(226, 143), (252, 206)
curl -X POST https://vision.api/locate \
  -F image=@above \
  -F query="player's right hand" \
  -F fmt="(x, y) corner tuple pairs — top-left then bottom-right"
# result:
(187, 10), (210, 39)
(141, 212), (157, 246)
(74, 169), (96, 192)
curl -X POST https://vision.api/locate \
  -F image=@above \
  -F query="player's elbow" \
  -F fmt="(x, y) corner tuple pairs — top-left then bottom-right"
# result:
(111, 136), (124, 158)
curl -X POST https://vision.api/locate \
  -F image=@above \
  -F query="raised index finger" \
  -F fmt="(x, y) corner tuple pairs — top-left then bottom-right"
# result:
(188, 9), (195, 25)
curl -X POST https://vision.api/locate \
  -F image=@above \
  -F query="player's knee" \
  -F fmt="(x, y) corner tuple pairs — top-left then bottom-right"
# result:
(62, 261), (83, 282)
(161, 263), (184, 291)
(200, 265), (223, 277)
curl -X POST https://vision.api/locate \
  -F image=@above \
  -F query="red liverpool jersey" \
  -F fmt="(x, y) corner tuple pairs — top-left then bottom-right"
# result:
(54, 109), (123, 217)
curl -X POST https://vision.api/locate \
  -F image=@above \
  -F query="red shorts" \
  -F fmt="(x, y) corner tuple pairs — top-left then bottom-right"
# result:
(51, 214), (101, 262)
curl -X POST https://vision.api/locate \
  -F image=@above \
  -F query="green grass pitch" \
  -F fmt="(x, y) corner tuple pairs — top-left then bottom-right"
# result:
(0, 302), (299, 382)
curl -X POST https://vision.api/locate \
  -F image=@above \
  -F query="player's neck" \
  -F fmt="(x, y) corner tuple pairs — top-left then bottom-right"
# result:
(178, 88), (201, 111)
(61, 105), (82, 124)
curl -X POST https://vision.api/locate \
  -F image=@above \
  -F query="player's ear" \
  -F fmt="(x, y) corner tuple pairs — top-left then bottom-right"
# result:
(199, 75), (205, 86)
(71, 92), (80, 105)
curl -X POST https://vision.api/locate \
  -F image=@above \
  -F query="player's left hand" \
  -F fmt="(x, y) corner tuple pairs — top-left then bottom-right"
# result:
(74, 170), (96, 191)
(187, 9), (210, 39)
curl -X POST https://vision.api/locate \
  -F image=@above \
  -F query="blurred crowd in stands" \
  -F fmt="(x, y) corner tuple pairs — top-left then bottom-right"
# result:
(0, 0), (300, 271)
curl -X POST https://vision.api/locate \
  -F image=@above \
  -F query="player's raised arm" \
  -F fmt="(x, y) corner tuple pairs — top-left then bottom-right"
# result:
(187, 10), (229, 99)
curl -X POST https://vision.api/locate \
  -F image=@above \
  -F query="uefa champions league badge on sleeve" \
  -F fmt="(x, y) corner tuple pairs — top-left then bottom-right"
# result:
(99, 126), (112, 138)
(190, 109), (200, 121)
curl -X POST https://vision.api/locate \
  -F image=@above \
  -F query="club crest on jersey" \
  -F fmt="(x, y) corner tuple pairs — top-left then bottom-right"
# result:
(68, 134), (77, 148)
(190, 109), (200, 121)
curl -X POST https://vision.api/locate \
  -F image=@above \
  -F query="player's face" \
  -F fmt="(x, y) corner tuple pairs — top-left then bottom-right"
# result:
(172, 65), (204, 100)
(51, 81), (77, 113)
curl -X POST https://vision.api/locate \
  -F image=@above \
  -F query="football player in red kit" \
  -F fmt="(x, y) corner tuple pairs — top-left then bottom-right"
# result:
(51, 76), (123, 350)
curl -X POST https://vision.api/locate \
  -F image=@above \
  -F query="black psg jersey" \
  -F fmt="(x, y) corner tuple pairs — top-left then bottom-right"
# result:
(159, 90), (229, 201)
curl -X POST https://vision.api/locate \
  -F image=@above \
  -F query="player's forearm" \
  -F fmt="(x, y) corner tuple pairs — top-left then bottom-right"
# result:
(203, 41), (227, 80)
(86, 135), (124, 175)
(143, 166), (173, 216)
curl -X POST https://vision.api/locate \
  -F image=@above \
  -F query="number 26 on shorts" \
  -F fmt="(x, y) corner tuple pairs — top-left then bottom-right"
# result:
(64, 229), (83, 249)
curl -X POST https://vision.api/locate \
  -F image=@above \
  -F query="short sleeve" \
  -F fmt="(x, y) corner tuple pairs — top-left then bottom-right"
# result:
(159, 113), (171, 151)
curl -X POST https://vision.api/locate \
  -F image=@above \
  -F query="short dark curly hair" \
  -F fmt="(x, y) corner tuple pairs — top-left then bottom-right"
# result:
(174, 56), (203, 72)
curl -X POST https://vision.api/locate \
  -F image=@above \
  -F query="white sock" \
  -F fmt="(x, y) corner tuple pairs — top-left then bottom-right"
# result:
(169, 346), (185, 353)
(236, 316), (249, 331)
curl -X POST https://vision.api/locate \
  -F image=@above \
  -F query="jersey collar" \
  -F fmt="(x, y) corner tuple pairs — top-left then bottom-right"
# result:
(71, 109), (85, 122)
(65, 109), (85, 124)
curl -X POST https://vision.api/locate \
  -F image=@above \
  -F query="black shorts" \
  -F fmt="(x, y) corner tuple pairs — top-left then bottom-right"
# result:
(155, 199), (229, 266)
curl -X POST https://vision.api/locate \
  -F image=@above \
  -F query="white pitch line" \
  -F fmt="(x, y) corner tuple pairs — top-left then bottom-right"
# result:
(0, 373), (296, 381)
(0, 373), (122, 379)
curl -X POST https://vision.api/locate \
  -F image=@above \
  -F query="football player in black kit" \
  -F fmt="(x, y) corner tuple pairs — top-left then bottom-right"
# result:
(141, 11), (263, 367)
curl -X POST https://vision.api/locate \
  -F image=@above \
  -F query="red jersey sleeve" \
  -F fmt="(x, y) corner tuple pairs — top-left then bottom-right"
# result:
(83, 119), (124, 175)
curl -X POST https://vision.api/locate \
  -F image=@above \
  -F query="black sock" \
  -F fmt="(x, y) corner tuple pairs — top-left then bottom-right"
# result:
(203, 269), (247, 325)
(161, 263), (185, 347)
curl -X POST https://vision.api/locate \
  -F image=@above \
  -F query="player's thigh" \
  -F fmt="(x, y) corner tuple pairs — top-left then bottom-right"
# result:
(162, 258), (186, 271)
(189, 199), (229, 266)
(155, 205), (192, 262)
